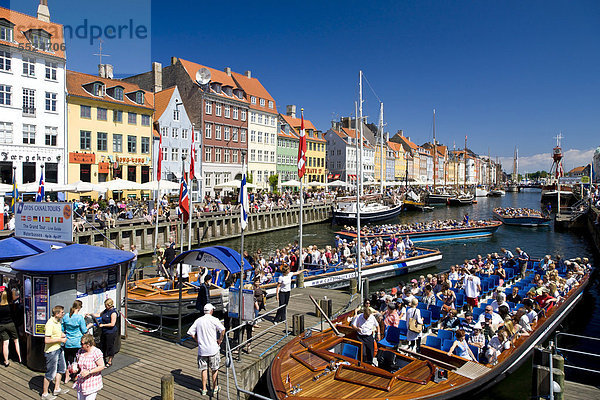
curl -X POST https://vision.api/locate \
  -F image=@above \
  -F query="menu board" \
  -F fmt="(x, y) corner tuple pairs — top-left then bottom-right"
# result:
(33, 277), (49, 336)
(23, 275), (33, 335)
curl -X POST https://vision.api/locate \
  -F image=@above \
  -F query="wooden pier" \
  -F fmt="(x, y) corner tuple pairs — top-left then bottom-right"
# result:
(0, 286), (358, 399)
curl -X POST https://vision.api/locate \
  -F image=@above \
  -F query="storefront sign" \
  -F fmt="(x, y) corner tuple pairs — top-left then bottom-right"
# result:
(69, 152), (96, 164)
(116, 156), (149, 164)
(0, 151), (60, 162)
(15, 202), (73, 242)
(98, 162), (110, 173)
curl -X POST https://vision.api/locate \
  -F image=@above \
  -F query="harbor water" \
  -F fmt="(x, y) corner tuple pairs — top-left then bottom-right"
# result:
(139, 190), (599, 399)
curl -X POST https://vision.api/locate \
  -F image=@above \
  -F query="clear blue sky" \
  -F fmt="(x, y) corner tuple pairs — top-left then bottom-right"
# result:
(8, 0), (600, 171)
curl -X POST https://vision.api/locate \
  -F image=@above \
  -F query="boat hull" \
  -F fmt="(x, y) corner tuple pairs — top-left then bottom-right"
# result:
(493, 211), (551, 226)
(426, 193), (452, 205)
(333, 203), (403, 224)
(447, 197), (473, 206)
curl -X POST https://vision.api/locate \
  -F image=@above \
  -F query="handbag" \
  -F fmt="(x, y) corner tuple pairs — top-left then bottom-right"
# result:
(408, 309), (423, 333)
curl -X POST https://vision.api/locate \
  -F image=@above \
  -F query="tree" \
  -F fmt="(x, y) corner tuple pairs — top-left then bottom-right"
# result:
(268, 174), (279, 192)
(246, 173), (253, 184)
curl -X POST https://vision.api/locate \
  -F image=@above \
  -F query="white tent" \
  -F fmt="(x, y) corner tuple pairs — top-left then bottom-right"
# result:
(214, 179), (257, 189)
(0, 183), (13, 193)
(327, 180), (351, 188)
(307, 181), (325, 187)
(17, 182), (72, 193)
(140, 180), (181, 191)
(98, 178), (144, 191)
(281, 179), (301, 187)
(64, 181), (107, 193)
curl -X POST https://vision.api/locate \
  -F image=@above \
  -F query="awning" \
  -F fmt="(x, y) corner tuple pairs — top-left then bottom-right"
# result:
(11, 244), (135, 273)
(0, 237), (67, 263)
(347, 174), (357, 181)
(334, 174), (341, 180)
(327, 174), (333, 180)
(169, 246), (253, 274)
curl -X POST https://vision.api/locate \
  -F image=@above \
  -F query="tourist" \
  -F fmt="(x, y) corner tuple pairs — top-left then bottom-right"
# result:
(383, 302), (400, 328)
(440, 309), (460, 331)
(516, 247), (530, 277)
(490, 292), (509, 314)
(87, 299), (118, 367)
(130, 245), (138, 271)
(0, 286), (21, 366)
(42, 305), (69, 400)
(273, 264), (304, 323)
(421, 285), (436, 309)
(74, 333), (105, 400)
(436, 283), (456, 316)
(463, 270), (481, 312)
(406, 298), (423, 351)
(447, 329), (477, 361)
(485, 329), (511, 364)
(477, 305), (503, 326)
(351, 301), (380, 364)
(468, 323), (486, 350)
(460, 312), (476, 335)
(62, 300), (90, 384)
(187, 303), (225, 395)
(506, 286), (522, 304)
(195, 274), (212, 312)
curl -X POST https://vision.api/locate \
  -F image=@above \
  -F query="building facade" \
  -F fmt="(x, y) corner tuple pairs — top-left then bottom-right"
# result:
(0, 4), (66, 188)
(66, 69), (154, 198)
(277, 117), (299, 184)
(324, 127), (359, 183)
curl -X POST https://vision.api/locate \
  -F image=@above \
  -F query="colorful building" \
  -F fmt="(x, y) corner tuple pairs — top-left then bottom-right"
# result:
(277, 116), (299, 184)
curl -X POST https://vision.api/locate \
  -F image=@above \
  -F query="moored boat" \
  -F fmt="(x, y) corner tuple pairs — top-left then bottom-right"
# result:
(447, 194), (474, 206)
(475, 187), (488, 197)
(492, 207), (551, 226)
(333, 196), (403, 224)
(426, 192), (453, 205)
(487, 188), (505, 197)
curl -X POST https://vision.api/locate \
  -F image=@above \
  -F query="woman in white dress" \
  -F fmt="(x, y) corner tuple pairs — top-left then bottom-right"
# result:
(405, 298), (423, 351)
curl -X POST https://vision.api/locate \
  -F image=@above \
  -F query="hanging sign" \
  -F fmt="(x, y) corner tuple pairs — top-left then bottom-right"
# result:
(15, 202), (73, 242)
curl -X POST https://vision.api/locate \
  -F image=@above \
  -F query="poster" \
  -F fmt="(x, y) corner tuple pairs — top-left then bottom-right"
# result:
(75, 267), (119, 316)
(228, 288), (254, 321)
(33, 277), (49, 336)
(23, 275), (33, 335)
(14, 202), (73, 242)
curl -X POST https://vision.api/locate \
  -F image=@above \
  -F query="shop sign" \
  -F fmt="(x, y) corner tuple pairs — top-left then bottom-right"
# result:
(69, 152), (96, 164)
(116, 156), (149, 164)
(15, 202), (73, 242)
(98, 162), (110, 173)
(0, 151), (59, 162)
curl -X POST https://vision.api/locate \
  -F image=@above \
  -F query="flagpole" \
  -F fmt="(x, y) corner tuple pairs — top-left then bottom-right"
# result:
(239, 150), (247, 332)
(180, 156), (186, 254)
(188, 156), (193, 251)
(299, 108), (305, 272)
(154, 136), (162, 257)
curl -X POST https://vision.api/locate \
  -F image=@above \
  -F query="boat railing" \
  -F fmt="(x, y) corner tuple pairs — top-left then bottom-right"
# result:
(554, 332), (600, 376)
(126, 298), (195, 338)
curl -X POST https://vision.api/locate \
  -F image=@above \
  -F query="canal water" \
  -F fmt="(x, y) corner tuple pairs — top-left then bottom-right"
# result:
(138, 190), (599, 398)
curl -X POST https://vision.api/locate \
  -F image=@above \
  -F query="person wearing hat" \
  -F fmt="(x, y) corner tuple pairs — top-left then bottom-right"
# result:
(187, 303), (225, 396)
(468, 323), (485, 350)
(534, 287), (557, 310)
(478, 305), (503, 326)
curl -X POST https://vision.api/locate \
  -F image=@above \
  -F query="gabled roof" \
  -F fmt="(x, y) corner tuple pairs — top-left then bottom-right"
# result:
(278, 129), (298, 140)
(387, 141), (405, 153)
(0, 7), (65, 59)
(279, 114), (325, 142)
(392, 134), (418, 151)
(67, 70), (154, 110)
(231, 71), (276, 113)
(568, 166), (586, 174)
(178, 59), (247, 103)
(154, 86), (176, 120)
(338, 127), (375, 149)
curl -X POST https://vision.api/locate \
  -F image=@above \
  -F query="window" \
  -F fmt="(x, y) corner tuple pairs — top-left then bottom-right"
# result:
(257, 131), (263, 143)
(241, 110), (247, 121)
(251, 96), (256, 104)
(224, 126), (230, 141)
(97, 107), (107, 120)
(45, 126), (57, 146)
(172, 127), (178, 138)
(205, 147), (212, 162)
(80, 130), (91, 150)
(258, 150), (263, 162)
(214, 148), (221, 162)
(31, 32), (50, 51)
(45, 163), (58, 183)
(250, 149), (256, 161)
(232, 128), (238, 142)
(141, 114), (150, 126)
(225, 149), (230, 163)
(0, 51), (11, 71)
(250, 112), (256, 123)
(215, 103), (222, 116)
(162, 146), (168, 161)
(141, 137), (150, 153)
(128, 112), (137, 124)
(182, 128), (188, 139)
(224, 105), (230, 118)
(127, 135), (136, 153)
(272, 133), (276, 144)
(205, 123), (212, 139)
(23, 88), (35, 115)
(114, 87), (124, 100)
(258, 114), (263, 124)
(270, 151), (275, 162)
(205, 101), (212, 114)
(241, 129), (247, 142)
(250, 130), (256, 143)
(113, 134), (122, 152)
(22, 57), (35, 77)
(92, 82), (104, 96)
(135, 92), (144, 105)
(260, 98), (265, 107)
(181, 148), (188, 160)
(194, 130), (199, 141)
(161, 127), (168, 137)
(233, 150), (238, 163)
(173, 109), (180, 121)
(0, 84), (11, 105)
(257, 171), (262, 182)
(113, 110), (123, 122)
(0, 122), (13, 144)
(171, 148), (179, 161)
(127, 165), (136, 182)
(97, 132), (107, 151)
(215, 125), (221, 140)
(268, 100), (273, 109)
(45, 62), (57, 80)
(23, 124), (36, 144)
(45, 92), (56, 111)
(0, 25), (13, 42)
(232, 107), (238, 120)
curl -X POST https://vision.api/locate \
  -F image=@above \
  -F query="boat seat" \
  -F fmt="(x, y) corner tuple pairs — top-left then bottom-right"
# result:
(421, 309), (432, 327)
(455, 293), (465, 309)
(379, 326), (402, 349)
(469, 344), (480, 362)
(341, 343), (360, 360)
(437, 329), (454, 342)
(429, 305), (441, 324)
(397, 320), (408, 341)
(441, 339), (454, 352)
(425, 336), (442, 350)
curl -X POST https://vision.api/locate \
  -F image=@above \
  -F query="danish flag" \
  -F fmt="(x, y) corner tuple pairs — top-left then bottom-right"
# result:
(297, 109), (307, 178)
(189, 142), (195, 181)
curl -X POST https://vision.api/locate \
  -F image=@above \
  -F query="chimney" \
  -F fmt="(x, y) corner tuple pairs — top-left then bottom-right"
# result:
(98, 64), (114, 79)
(224, 67), (231, 76)
(245, 70), (252, 78)
(397, 129), (404, 137)
(171, 57), (178, 65)
(286, 105), (296, 118)
(37, 0), (50, 22)
(152, 62), (163, 93)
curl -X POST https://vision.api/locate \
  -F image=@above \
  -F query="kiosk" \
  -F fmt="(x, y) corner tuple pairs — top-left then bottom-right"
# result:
(11, 244), (133, 371)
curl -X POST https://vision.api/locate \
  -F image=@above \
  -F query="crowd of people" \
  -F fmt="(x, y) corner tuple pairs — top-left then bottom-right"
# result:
(341, 217), (498, 237)
(493, 207), (545, 217)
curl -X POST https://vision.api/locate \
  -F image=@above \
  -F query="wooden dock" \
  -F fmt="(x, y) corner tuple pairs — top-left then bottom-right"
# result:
(0, 287), (358, 399)
(563, 380), (600, 399)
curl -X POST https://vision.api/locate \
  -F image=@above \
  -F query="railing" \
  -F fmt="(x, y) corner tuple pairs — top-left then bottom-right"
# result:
(554, 332), (600, 375)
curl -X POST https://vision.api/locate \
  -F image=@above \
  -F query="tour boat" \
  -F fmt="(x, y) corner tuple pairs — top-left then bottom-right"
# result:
(492, 208), (551, 226)
(333, 196), (404, 224)
(267, 258), (591, 400)
(335, 220), (502, 243)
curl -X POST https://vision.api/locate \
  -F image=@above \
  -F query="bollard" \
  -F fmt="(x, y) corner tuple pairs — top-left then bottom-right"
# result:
(292, 314), (305, 335)
(297, 272), (304, 288)
(161, 374), (174, 400)
(322, 298), (333, 318)
(553, 354), (565, 400)
(350, 279), (357, 295)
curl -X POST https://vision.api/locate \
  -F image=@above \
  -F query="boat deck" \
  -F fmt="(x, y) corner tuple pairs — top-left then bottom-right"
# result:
(0, 287), (358, 399)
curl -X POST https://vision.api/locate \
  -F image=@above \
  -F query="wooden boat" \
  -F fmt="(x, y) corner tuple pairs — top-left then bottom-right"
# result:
(426, 192), (453, 205)
(493, 208), (551, 226)
(447, 194), (474, 206)
(403, 200), (434, 212)
(336, 221), (501, 243)
(487, 189), (505, 197)
(333, 196), (403, 224)
(268, 258), (591, 399)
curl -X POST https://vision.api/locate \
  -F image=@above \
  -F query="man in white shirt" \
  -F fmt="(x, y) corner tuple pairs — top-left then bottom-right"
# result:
(351, 304), (380, 364)
(477, 305), (504, 326)
(187, 304), (226, 395)
(463, 271), (481, 312)
(7, 214), (15, 231)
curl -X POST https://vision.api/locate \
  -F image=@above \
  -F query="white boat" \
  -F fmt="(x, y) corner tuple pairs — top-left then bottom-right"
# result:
(333, 196), (403, 223)
(475, 187), (489, 197)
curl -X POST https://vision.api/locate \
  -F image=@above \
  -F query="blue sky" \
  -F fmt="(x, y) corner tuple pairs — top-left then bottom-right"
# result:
(7, 0), (600, 172)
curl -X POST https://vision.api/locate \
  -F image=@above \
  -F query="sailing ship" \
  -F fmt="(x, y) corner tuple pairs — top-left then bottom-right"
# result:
(426, 110), (455, 206)
(540, 134), (574, 207)
(448, 136), (474, 206)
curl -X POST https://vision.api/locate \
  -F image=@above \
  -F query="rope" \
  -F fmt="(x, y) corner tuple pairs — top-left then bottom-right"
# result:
(123, 315), (162, 333)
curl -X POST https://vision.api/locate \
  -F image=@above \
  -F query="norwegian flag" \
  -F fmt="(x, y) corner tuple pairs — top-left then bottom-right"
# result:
(189, 142), (195, 181)
(178, 172), (189, 223)
(35, 171), (44, 202)
(157, 135), (163, 181)
(297, 109), (307, 178)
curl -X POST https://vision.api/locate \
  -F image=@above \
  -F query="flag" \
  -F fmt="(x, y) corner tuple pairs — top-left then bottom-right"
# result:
(11, 173), (18, 212)
(297, 109), (307, 178)
(189, 142), (195, 181)
(35, 171), (45, 202)
(239, 166), (249, 231)
(178, 172), (189, 223)
(157, 135), (163, 181)
(285, 373), (292, 389)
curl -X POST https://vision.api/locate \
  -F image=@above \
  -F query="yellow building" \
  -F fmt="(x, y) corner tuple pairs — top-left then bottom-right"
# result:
(66, 69), (154, 199)
(280, 112), (326, 183)
(387, 141), (406, 181)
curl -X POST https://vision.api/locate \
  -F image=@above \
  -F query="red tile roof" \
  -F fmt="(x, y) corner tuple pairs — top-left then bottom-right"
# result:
(66, 70), (154, 110)
(0, 7), (65, 59)
(280, 114), (317, 132)
(178, 59), (247, 103)
(231, 71), (276, 113)
(154, 86), (176, 120)
(278, 129), (298, 140)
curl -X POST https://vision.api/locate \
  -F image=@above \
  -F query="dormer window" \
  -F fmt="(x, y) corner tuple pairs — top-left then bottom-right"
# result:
(234, 89), (244, 99)
(135, 91), (144, 105)
(28, 29), (52, 52)
(223, 86), (233, 96)
(114, 87), (124, 101)
(259, 98), (265, 107)
(250, 96), (257, 105)
(0, 20), (14, 42)
(92, 82), (104, 96)
(268, 100), (273, 109)
(211, 83), (221, 93)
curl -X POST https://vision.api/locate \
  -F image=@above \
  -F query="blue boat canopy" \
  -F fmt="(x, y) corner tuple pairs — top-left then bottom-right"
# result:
(11, 244), (134, 273)
(169, 246), (252, 274)
(0, 237), (67, 263)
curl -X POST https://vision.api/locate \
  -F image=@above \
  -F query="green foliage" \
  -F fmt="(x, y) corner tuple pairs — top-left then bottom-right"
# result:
(246, 173), (253, 184)
(269, 174), (279, 192)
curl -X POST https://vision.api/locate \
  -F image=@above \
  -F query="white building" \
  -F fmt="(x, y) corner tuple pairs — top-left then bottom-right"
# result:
(0, 3), (66, 189)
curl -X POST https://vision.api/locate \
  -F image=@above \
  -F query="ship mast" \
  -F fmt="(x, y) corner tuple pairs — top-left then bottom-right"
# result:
(379, 102), (384, 194)
(464, 135), (467, 191)
(433, 109), (437, 190)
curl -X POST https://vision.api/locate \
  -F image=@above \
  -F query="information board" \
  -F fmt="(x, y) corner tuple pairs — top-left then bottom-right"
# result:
(33, 277), (49, 336)
(15, 202), (73, 242)
(228, 288), (255, 321)
(23, 275), (33, 335)
(75, 266), (119, 316)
